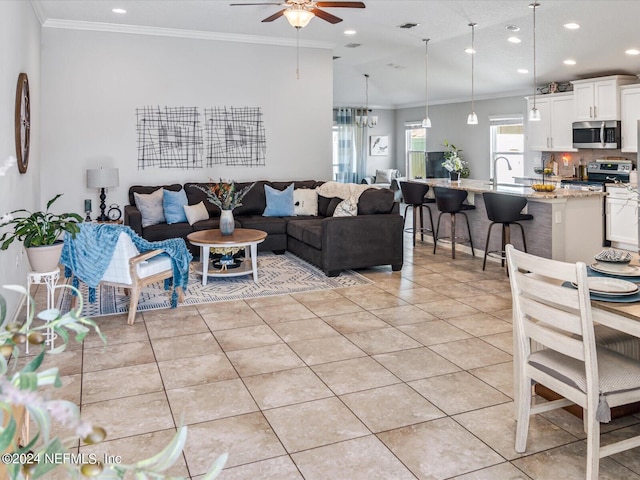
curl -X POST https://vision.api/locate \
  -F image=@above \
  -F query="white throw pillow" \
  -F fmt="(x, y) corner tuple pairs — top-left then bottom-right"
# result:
(133, 188), (166, 228)
(333, 199), (357, 217)
(375, 169), (395, 184)
(293, 188), (318, 216)
(183, 201), (209, 225)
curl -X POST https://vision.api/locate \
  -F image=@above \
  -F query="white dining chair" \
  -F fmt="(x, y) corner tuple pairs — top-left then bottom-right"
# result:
(506, 244), (640, 479)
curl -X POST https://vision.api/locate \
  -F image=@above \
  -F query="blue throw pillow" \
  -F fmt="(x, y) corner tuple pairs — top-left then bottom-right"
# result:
(263, 183), (296, 217)
(163, 188), (189, 224)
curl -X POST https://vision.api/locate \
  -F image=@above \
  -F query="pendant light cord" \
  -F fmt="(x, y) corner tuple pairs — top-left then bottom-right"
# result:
(470, 23), (475, 113)
(532, 3), (537, 108)
(424, 38), (430, 122)
(296, 26), (300, 80)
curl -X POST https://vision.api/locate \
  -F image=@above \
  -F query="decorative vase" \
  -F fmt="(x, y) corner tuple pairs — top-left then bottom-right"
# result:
(219, 210), (235, 236)
(25, 242), (64, 273)
(450, 171), (460, 183)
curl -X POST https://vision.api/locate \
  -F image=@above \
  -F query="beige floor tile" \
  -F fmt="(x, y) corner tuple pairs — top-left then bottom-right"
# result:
(335, 284), (385, 298)
(604, 423), (640, 473)
(375, 276), (420, 294)
(492, 308), (513, 322)
(270, 318), (339, 342)
(441, 269), (489, 283)
(469, 361), (515, 398)
(254, 302), (316, 324)
(341, 383), (445, 433)
(158, 352), (237, 389)
(409, 371), (511, 415)
(454, 402), (578, 461)
(458, 293), (513, 313)
(414, 298), (481, 319)
(378, 417), (504, 479)
(227, 343), (305, 376)
(199, 302), (265, 331)
(183, 412), (286, 474)
(370, 304), (437, 326)
(302, 297), (365, 317)
(292, 435), (416, 480)
(411, 272), (462, 288)
(151, 331), (221, 362)
(373, 347), (461, 381)
(445, 312), (512, 337)
(349, 292), (409, 310)
(292, 289), (346, 304)
(83, 320), (148, 348)
(430, 338), (512, 370)
(480, 331), (514, 355)
(243, 367), (333, 409)
(220, 456), (303, 480)
(321, 311), (389, 334)
(398, 320), (472, 346)
(144, 313), (210, 339)
(79, 428), (188, 478)
(213, 324), (282, 351)
(450, 462), (530, 479)
(435, 282), (487, 299)
(82, 362), (163, 404)
(80, 391), (174, 441)
(311, 356), (400, 395)
(288, 335), (366, 366)
(473, 278), (513, 294)
(245, 295), (299, 308)
(142, 305), (201, 321)
(16, 348), (83, 376)
(512, 441), (640, 480)
(83, 340), (154, 372)
(345, 327), (422, 354)
(263, 397), (369, 453)
(167, 378), (258, 425)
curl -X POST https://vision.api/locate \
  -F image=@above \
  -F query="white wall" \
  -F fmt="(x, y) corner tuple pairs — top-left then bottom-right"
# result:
(395, 96), (528, 179)
(0, 1), (42, 319)
(364, 108), (396, 176)
(40, 28), (334, 215)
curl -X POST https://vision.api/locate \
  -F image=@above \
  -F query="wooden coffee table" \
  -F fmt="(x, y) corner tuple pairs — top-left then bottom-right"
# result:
(187, 228), (267, 285)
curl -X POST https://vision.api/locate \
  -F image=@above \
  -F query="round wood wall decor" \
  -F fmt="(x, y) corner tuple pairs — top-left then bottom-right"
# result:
(15, 72), (31, 174)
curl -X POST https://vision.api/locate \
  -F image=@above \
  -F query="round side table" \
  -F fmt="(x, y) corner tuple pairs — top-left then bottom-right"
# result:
(26, 268), (60, 353)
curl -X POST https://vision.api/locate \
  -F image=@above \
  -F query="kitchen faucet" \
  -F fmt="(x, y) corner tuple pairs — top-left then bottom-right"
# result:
(492, 156), (512, 189)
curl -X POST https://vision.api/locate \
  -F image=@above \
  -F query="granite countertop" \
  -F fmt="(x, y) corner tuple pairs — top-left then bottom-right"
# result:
(409, 178), (606, 199)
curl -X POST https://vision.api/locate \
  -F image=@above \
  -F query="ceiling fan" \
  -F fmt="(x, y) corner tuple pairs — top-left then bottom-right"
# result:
(230, 1), (366, 28)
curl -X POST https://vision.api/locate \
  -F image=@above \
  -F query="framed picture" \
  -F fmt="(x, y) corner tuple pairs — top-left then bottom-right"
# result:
(370, 135), (389, 156)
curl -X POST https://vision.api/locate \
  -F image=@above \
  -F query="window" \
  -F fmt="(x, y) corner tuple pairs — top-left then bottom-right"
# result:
(405, 122), (426, 179)
(490, 115), (524, 184)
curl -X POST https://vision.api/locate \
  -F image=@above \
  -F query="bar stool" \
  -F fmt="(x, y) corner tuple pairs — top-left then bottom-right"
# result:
(400, 181), (435, 247)
(482, 192), (533, 271)
(433, 186), (476, 259)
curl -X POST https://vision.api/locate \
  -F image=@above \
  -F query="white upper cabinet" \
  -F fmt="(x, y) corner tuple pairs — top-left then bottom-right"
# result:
(571, 75), (637, 121)
(621, 84), (640, 153)
(526, 93), (576, 151)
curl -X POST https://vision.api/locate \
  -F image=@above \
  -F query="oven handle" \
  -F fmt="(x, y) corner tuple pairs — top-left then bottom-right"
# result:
(601, 122), (605, 147)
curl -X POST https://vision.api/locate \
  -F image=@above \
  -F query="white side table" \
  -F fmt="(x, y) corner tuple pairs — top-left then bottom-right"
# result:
(26, 268), (60, 353)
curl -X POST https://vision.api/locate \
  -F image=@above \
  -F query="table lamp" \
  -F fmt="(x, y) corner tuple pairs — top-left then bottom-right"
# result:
(87, 167), (119, 221)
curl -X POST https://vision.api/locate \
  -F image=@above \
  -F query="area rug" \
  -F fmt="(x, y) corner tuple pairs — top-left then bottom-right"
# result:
(58, 252), (373, 317)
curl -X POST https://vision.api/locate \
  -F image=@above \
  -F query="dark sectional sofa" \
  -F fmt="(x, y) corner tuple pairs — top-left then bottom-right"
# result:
(124, 180), (403, 276)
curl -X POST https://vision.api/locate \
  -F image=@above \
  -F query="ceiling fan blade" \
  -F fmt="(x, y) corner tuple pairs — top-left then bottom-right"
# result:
(311, 8), (342, 24)
(261, 8), (287, 22)
(315, 1), (366, 8)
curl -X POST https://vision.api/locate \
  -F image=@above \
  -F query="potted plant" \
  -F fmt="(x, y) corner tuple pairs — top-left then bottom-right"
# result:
(194, 180), (255, 236)
(441, 139), (470, 180)
(0, 194), (82, 272)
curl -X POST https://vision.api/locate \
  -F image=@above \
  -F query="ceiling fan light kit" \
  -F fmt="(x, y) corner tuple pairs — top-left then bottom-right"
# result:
(231, 1), (365, 27)
(283, 6), (315, 28)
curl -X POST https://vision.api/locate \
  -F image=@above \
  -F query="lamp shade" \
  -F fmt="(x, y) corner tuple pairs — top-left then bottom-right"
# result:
(87, 168), (119, 189)
(283, 8), (314, 28)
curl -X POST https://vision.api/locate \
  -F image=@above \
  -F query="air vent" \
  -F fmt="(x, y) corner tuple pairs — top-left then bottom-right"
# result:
(387, 63), (406, 70)
(397, 23), (419, 29)
(345, 43), (361, 48)
(333, 56), (341, 60)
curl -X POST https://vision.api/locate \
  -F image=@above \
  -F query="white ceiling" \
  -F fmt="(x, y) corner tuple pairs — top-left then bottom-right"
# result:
(32, 0), (640, 108)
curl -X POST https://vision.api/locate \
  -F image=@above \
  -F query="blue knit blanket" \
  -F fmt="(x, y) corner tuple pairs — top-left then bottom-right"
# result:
(60, 223), (192, 307)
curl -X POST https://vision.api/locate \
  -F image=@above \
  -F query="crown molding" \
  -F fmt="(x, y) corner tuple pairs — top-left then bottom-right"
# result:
(41, 18), (336, 50)
(29, 0), (46, 25)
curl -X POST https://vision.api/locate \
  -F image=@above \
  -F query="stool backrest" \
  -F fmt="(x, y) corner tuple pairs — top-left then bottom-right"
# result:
(400, 182), (430, 205)
(433, 187), (468, 213)
(483, 192), (528, 223)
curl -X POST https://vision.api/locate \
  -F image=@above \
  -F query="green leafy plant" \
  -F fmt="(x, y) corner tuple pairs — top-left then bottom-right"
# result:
(195, 179), (256, 211)
(441, 139), (470, 178)
(0, 285), (227, 479)
(0, 194), (82, 250)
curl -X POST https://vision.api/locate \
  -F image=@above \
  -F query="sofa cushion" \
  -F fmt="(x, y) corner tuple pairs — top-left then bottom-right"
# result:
(318, 195), (335, 217)
(163, 188), (189, 224)
(134, 189), (166, 227)
(263, 183), (295, 217)
(142, 222), (193, 242)
(287, 219), (324, 249)
(233, 181), (268, 216)
(184, 182), (220, 216)
(237, 215), (288, 235)
(358, 188), (395, 215)
(327, 197), (343, 217)
(129, 184), (182, 206)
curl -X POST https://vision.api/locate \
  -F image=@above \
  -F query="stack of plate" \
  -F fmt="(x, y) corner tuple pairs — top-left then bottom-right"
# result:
(592, 249), (638, 275)
(573, 277), (639, 297)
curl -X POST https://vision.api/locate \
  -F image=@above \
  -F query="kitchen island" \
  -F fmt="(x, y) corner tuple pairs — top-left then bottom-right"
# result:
(408, 178), (606, 263)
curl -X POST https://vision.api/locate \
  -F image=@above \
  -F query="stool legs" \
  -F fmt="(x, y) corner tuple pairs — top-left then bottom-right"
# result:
(404, 203), (435, 247)
(482, 221), (528, 271)
(433, 212), (474, 259)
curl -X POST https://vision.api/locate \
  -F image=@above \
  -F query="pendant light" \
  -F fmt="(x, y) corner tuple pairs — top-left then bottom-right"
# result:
(422, 38), (432, 128)
(467, 22), (478, 125)
(356, 74), (378, 128)
(529, 2), (541, 121)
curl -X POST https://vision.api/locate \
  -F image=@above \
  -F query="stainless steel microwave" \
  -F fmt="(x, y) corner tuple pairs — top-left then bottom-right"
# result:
(572, 120), (621, 149)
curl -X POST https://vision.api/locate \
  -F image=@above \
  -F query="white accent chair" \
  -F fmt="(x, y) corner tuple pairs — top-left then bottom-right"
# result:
(101, 232), (182, 325)
(506, 244), (640, 479)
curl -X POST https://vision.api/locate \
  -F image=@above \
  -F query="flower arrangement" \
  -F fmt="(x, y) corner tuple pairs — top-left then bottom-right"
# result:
(195, 180), (256, 211)
(441, 139), (470, 177)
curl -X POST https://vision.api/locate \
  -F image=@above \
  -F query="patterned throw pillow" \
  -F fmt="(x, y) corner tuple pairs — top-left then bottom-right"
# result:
(293, 188), (318, 216)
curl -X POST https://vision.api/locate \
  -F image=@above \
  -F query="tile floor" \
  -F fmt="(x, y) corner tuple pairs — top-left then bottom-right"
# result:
(19, 234), (640, 479)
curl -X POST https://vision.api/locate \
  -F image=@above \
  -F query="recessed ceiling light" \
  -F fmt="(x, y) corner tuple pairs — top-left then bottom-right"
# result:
(464, 47), (476, 54)
(112, 8), (126, 14)
(626, 49), (640, 55)
(563, 22), (580, 29)
(564, 59), (577, 65)
(508, 36), (522, 43)
(344, 29), (356, 35)
(517, 68), (529, 74)
(506, 25), (520, 32)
